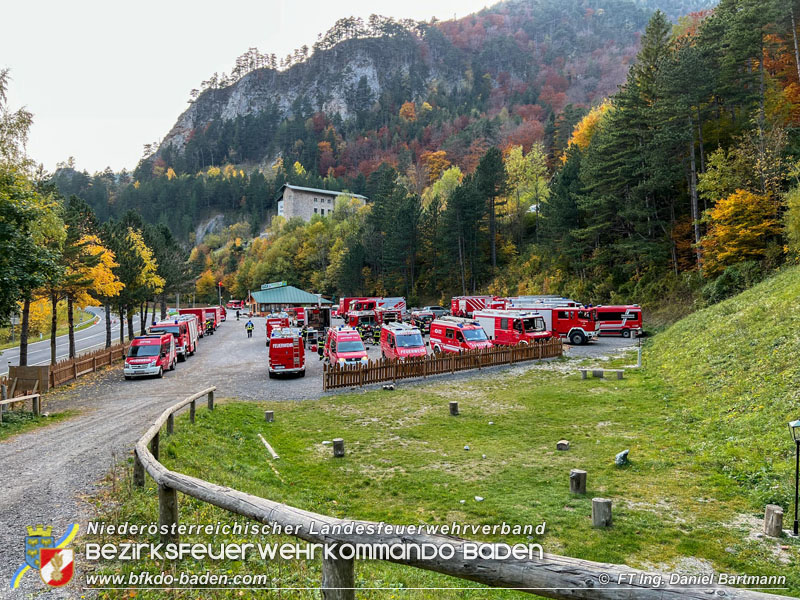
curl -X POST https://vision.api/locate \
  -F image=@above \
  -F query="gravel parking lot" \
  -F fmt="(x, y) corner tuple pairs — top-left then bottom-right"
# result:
(0, 315), (638, 597)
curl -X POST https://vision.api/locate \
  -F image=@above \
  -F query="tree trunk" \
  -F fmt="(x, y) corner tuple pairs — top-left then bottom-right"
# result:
(127, 307), (135, 342)
(50, 294), (58, 365)
(792, 5), (800, 84)
(489, 196), (496, 271)
(19, 297), (30, 366)
(161, 298), (167, 320)
(140, 302), (148, 335)
(119, 304), (125, 345)
(689, 124), (702, 272)
(67, 296), (76, 359)
(105, 301), (112, 348)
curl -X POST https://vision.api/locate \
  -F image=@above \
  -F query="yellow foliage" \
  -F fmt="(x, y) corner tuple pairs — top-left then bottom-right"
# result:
(126, 228), (165, 293)
(70, 235), (124, 306)
(207, 166), (221, 178)
(701, 189), (781, 275)
(399, 101), (417, 122)
(564, 101), (612, 159)
(293, 161), (306, 177)
(133, 180), (140, 189)
(196, 270), (217, 299)
(421, 101), (433, 113)
(223, 164), (237, 178)
(166, 167), (177, 180)
(420, 150), (450, 185)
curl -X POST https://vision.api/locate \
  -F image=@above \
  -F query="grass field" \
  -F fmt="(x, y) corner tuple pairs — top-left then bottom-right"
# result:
(0, 409), (72, 441)
(86, 266), (800, 598)
(0, 308), (95, 351)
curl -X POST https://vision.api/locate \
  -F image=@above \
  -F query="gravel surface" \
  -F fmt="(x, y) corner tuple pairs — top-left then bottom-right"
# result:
(0, 316), (637, 598)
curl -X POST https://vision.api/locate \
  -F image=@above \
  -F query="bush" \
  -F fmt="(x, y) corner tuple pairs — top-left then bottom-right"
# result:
(700, 261), (763, 304)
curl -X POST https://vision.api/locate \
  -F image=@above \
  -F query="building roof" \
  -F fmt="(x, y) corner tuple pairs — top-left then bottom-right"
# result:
(249, 285), (332, 305)
(276, 183), (368, 201)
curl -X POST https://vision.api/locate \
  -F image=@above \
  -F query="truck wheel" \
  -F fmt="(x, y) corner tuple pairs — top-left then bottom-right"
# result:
(268, 371), (276, 379)
(178, 354), (186, 362)
(433, 345), (442, 354)
(518, 340), (529, 346)
(124, 375), (131, 381)
(157, 367), (164, 379)
(622, 329), (631, 338)
(298, 370), (306, 378)
(569, 332), (586, 346)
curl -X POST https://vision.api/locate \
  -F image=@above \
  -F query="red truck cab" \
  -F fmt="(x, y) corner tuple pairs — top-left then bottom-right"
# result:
(380, 322), (426, 361)
(265, 313), (291, 345)
(429, 316), (492, 354)
(595, 305), (642, 337)
(473, 309), (553, 345)
(268, 327), (306, 378)
(149, 320), (196, 361)
(410, 310), (434, 333)
(450, 296), (507, 318)
(346, 311), (377, 329)
(178, 307), (217, 335)
(508, 305), (598, 345)
(124, 333), (176, 379)
(323, 326), (368, 366)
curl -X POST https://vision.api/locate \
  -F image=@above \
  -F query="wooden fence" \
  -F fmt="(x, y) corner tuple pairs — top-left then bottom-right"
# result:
(132, 387), (784, 600)
(323, 338), (563, 391)
(49, 343), (128, 388)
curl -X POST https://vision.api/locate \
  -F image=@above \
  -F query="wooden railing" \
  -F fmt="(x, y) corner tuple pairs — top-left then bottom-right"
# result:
(49, 342), (128, 387)
(132, 388), (784, 600)
(0, 392), (40, 423)
(323, 338), (563, 391)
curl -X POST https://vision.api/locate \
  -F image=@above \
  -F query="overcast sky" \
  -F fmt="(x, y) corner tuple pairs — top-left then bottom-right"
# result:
(2, 1), (491, 174)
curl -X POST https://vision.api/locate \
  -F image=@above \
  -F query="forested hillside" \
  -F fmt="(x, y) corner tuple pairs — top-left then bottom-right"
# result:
(53, 0), (800, 313)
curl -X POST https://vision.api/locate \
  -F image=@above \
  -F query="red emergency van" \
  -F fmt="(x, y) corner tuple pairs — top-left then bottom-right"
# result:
(149, 319), (196, 361)
(410, 309), (435, 333)
(268, 327), (306, 377)
(265, 313), (291, 345)
(595, 305), (643, 337)
(177, 314), (201, 344)
(322, 326), (369, 366)
(429, 316), (493, 354)
(473, 309), (553, 345)
(380, 322), (427, 361)
(124, 333), (176, 379)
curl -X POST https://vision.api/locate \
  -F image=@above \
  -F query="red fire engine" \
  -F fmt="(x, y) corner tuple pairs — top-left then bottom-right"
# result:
(508, 305), (598, 345)
(265, 313), (291, 345)
(595, 305), (643, 337)
(268, 327), (305, 378)
(450, 296), (507, 318)
(473, 310), (553, 345)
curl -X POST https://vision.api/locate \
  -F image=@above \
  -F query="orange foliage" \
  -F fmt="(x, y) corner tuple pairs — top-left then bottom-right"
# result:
(399, 101), (417, 122)
(420, 150), (450, 185)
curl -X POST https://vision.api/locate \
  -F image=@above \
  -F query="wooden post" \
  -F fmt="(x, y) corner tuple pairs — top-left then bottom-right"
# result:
(333, 438), (345, 458)
(158, 484), (179, 544)
(265, 410), (274, 422)
(207, 390), (214, 411)
(321, 551), (355, 600)
(133, 451), (145, 487)
(32, 395), (40, 417)
(580, 370), (587, 380)
(190, 400), (196, 423)
(570, 469), (587, 494)
(615, 370), (624, 380)
(151, 431), (160, 461)
(592, 498), (612, 527)
(449, 401), (459, 416)
(764, 504), (784, 538)
(167, 413), (174, 434)
(93, 356), (97, 372)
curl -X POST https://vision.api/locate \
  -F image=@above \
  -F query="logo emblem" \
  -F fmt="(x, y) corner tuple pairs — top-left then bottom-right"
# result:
(24, 526), (54, 570)
(39, 548), (74, 587)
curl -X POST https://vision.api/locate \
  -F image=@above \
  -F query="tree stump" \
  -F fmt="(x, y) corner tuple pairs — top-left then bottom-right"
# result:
(592, 498), (612, 527)
(265, 410), (274, 422)
(333, 438), (345, 458)
(570, 469), (587, 494)
(449, 401), (459, 416)
(764, 504), (783, 538)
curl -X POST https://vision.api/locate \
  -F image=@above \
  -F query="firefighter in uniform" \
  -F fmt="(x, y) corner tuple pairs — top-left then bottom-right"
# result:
(245, 320), (254, 338)
(372, 326), (380, 345)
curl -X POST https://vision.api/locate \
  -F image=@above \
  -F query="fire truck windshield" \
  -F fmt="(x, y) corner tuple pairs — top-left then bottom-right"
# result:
(151, 326), (180, 337)
(128, 345), (159, 357)
(396, 333), (424, 347)
(462, 328), (488, 341)
(521, 317), (545, 332)
(578, 310), (595, 321)
(338, 340), (365, 353)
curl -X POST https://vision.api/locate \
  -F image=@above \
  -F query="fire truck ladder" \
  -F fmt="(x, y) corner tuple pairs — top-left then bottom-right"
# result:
(292, 337), (302, 367)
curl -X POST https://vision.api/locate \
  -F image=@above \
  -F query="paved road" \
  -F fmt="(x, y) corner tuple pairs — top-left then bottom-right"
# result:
(0, 318), (637, 597)
(0, 308), (142, 377)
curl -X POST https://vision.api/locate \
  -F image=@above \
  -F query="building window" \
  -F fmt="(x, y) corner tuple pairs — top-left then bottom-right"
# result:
(328, 198), (332, 204)
(314, 198), (318, 203)
(314, 208), (318, 213)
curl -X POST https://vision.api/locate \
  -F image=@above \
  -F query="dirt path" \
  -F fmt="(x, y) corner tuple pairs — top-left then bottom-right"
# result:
(0, 318), (637, 597)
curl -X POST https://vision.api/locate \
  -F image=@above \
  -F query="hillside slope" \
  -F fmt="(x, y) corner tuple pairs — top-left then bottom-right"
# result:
(649, 265), (800, 507)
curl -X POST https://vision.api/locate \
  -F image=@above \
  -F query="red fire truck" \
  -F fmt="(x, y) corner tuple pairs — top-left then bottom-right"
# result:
(265, 313), (291, 345)
(508, 305), (598, 345)
(429, 316), (493, 354)
(375, 306), (402, 325)
(178, 307), (218, 335)
(268, 328), (305, 378)
(123, 333), (176, 379)
(473, 310), (553, 345)
(149, 319), (196, 361)
(595, 305), (643, 337)
(450, 296), (507, 317)
(226, 300), (244, 310)
(380, 322), (427, 361)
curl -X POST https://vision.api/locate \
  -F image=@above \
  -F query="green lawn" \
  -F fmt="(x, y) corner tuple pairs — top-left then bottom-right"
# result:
(0, 409), (72, 441)
(0, 309), (95, 351)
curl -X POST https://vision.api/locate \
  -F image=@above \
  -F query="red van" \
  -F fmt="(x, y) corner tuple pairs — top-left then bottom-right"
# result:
(323, 326), (368, 366)
(595, 305), (643, 337)
(149, 319), (197, 361)
(265, 313), (291, 345)
(380, 322), (426, 361)
(473, 309), (553, 346)
(268, 327), (306, 378)
(429, 316), (492, 354)
(177, 314), (201, 344)
(124, 333), (176, 379)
